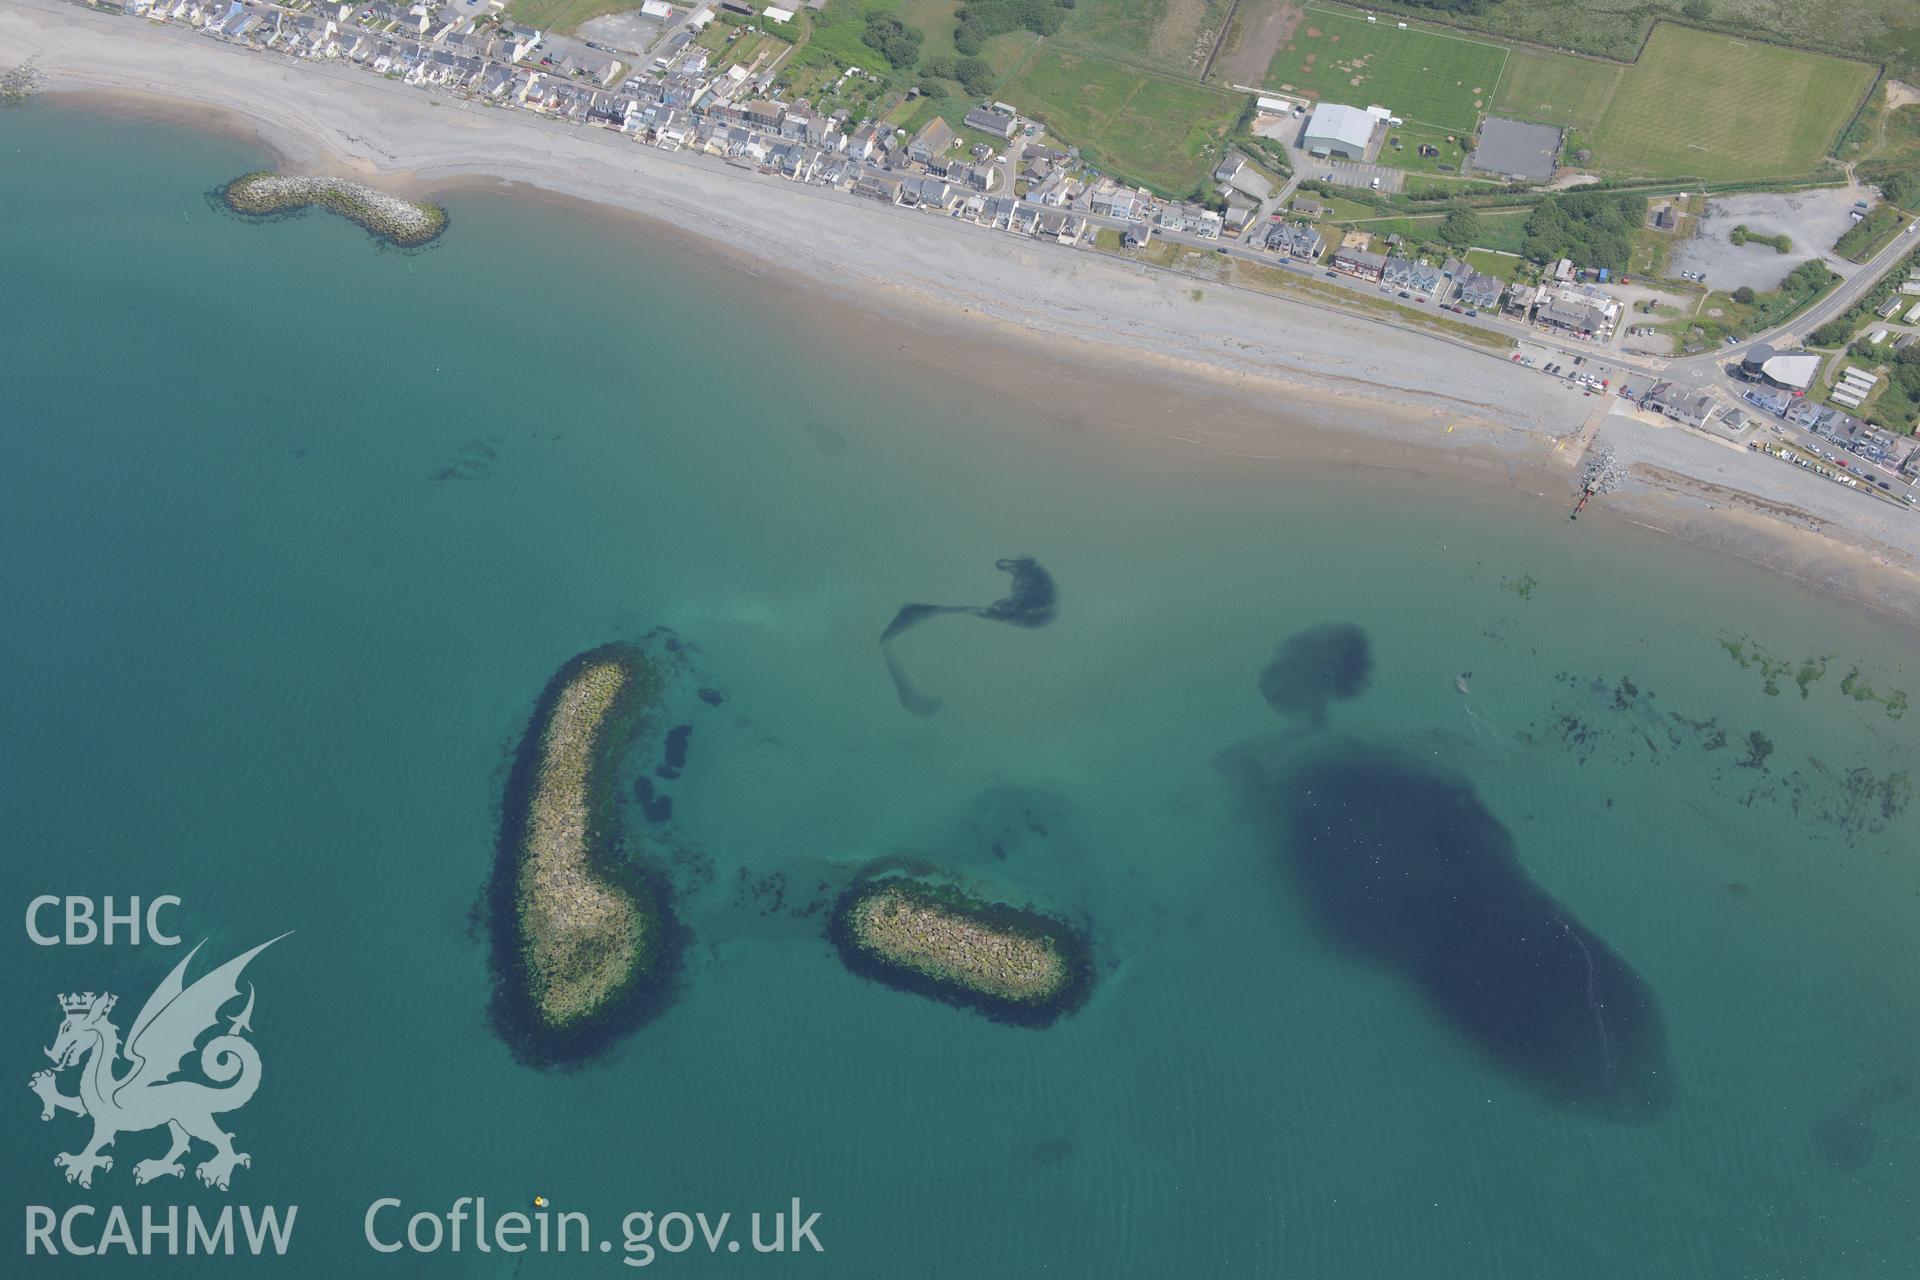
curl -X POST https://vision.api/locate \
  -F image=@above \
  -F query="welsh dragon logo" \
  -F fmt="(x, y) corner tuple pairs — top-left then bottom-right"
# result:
(29, 935), (286, 1191)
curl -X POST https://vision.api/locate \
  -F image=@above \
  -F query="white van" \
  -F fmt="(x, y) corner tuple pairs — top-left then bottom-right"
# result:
(1370, 177), (1380, 190)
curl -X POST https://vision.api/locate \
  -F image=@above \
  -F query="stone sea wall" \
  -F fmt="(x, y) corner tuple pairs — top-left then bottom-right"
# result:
(221, 171), (447, 248)
(487, 643), (682, 1066)
(829, 875), (1093, 1028)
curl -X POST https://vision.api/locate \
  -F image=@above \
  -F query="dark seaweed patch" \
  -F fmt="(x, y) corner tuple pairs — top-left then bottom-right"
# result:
(879, 557), (1057, 715)
(432, 436), (500, 481)
(1257, 623), (1373, 726)
(1521, 672), (1911, 845)
(1269, 744), (1672, 1119)
(655, 723), (692, 780)
(633, 775), (674, 824)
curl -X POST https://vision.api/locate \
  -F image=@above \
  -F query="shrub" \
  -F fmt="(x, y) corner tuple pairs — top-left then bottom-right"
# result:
(863, 15), (923, 69)
(1439, 208), (1483, 248)
(954, 56), (996, 98)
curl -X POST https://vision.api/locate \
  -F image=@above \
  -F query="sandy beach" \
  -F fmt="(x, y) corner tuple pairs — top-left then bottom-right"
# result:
(7, 0), (1920, 624)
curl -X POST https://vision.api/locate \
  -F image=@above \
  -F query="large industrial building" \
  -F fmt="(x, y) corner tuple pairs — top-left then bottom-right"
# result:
(1301, 103), (1383, 162)
(1737, 343), (1821, 391)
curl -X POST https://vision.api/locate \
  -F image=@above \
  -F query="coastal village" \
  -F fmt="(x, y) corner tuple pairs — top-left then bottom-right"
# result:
(43, 0), (1920, 508)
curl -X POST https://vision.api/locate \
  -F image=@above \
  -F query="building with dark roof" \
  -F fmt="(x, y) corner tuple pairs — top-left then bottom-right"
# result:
(963, 105), (1017, 139)
(1468, 117), (1563, 183)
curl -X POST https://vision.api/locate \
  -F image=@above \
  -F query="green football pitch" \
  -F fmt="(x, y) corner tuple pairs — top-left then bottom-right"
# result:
(1263, 7), (1508, 132)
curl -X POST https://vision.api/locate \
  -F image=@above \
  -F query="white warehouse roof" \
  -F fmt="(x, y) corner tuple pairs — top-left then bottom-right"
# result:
(1304, 102), (1376, 154)
(1760, 353), (1821, 389)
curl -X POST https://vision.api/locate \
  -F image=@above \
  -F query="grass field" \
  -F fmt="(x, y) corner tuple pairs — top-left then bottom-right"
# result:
(888, 0), (1041, 77)
(1000, 47), (1245, 192)
(1051, 0), (1233, 79)
(1260, 7), (1507, 131)
(507, 0), (636, 34)
(1489, 46), (1621, 129)
(1334, 0), (1920, 84)
(1378, 120), (1471, 175)
(1582, 26), (1875, 181)
(1463, 246), (1522, 279)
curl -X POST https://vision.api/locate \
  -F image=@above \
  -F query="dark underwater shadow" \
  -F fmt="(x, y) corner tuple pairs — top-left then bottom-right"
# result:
(1258, 622), (1374, 727)
(878, 557), (1057, 715)
(1224, 737), (1673, 1121)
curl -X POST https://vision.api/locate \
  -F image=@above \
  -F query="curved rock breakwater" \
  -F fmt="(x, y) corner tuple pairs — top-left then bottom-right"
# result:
(829, 875), (1093, 1027)
(488, 644), (683, 1065)
(221, 171), (448, 247)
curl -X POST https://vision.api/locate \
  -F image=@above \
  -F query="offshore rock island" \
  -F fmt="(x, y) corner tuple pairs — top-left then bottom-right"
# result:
(221, 172), (447, 247)
(488, 643), (682, 1065)
(829, 875), (1093, 1027)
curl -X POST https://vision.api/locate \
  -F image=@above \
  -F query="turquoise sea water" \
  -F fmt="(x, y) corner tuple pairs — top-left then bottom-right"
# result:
(2, 103), (1919, 1276)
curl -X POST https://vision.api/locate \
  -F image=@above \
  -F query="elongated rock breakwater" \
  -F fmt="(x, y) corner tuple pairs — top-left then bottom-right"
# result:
(488, 643), (682, 1064)
(221, 171), (447, 247)
(829, 876), (1093, 1027)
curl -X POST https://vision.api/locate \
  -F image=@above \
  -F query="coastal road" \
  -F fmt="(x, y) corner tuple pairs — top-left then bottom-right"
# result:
(1669, 221), (1918, 379)
(1655, 222), (1919, 453)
